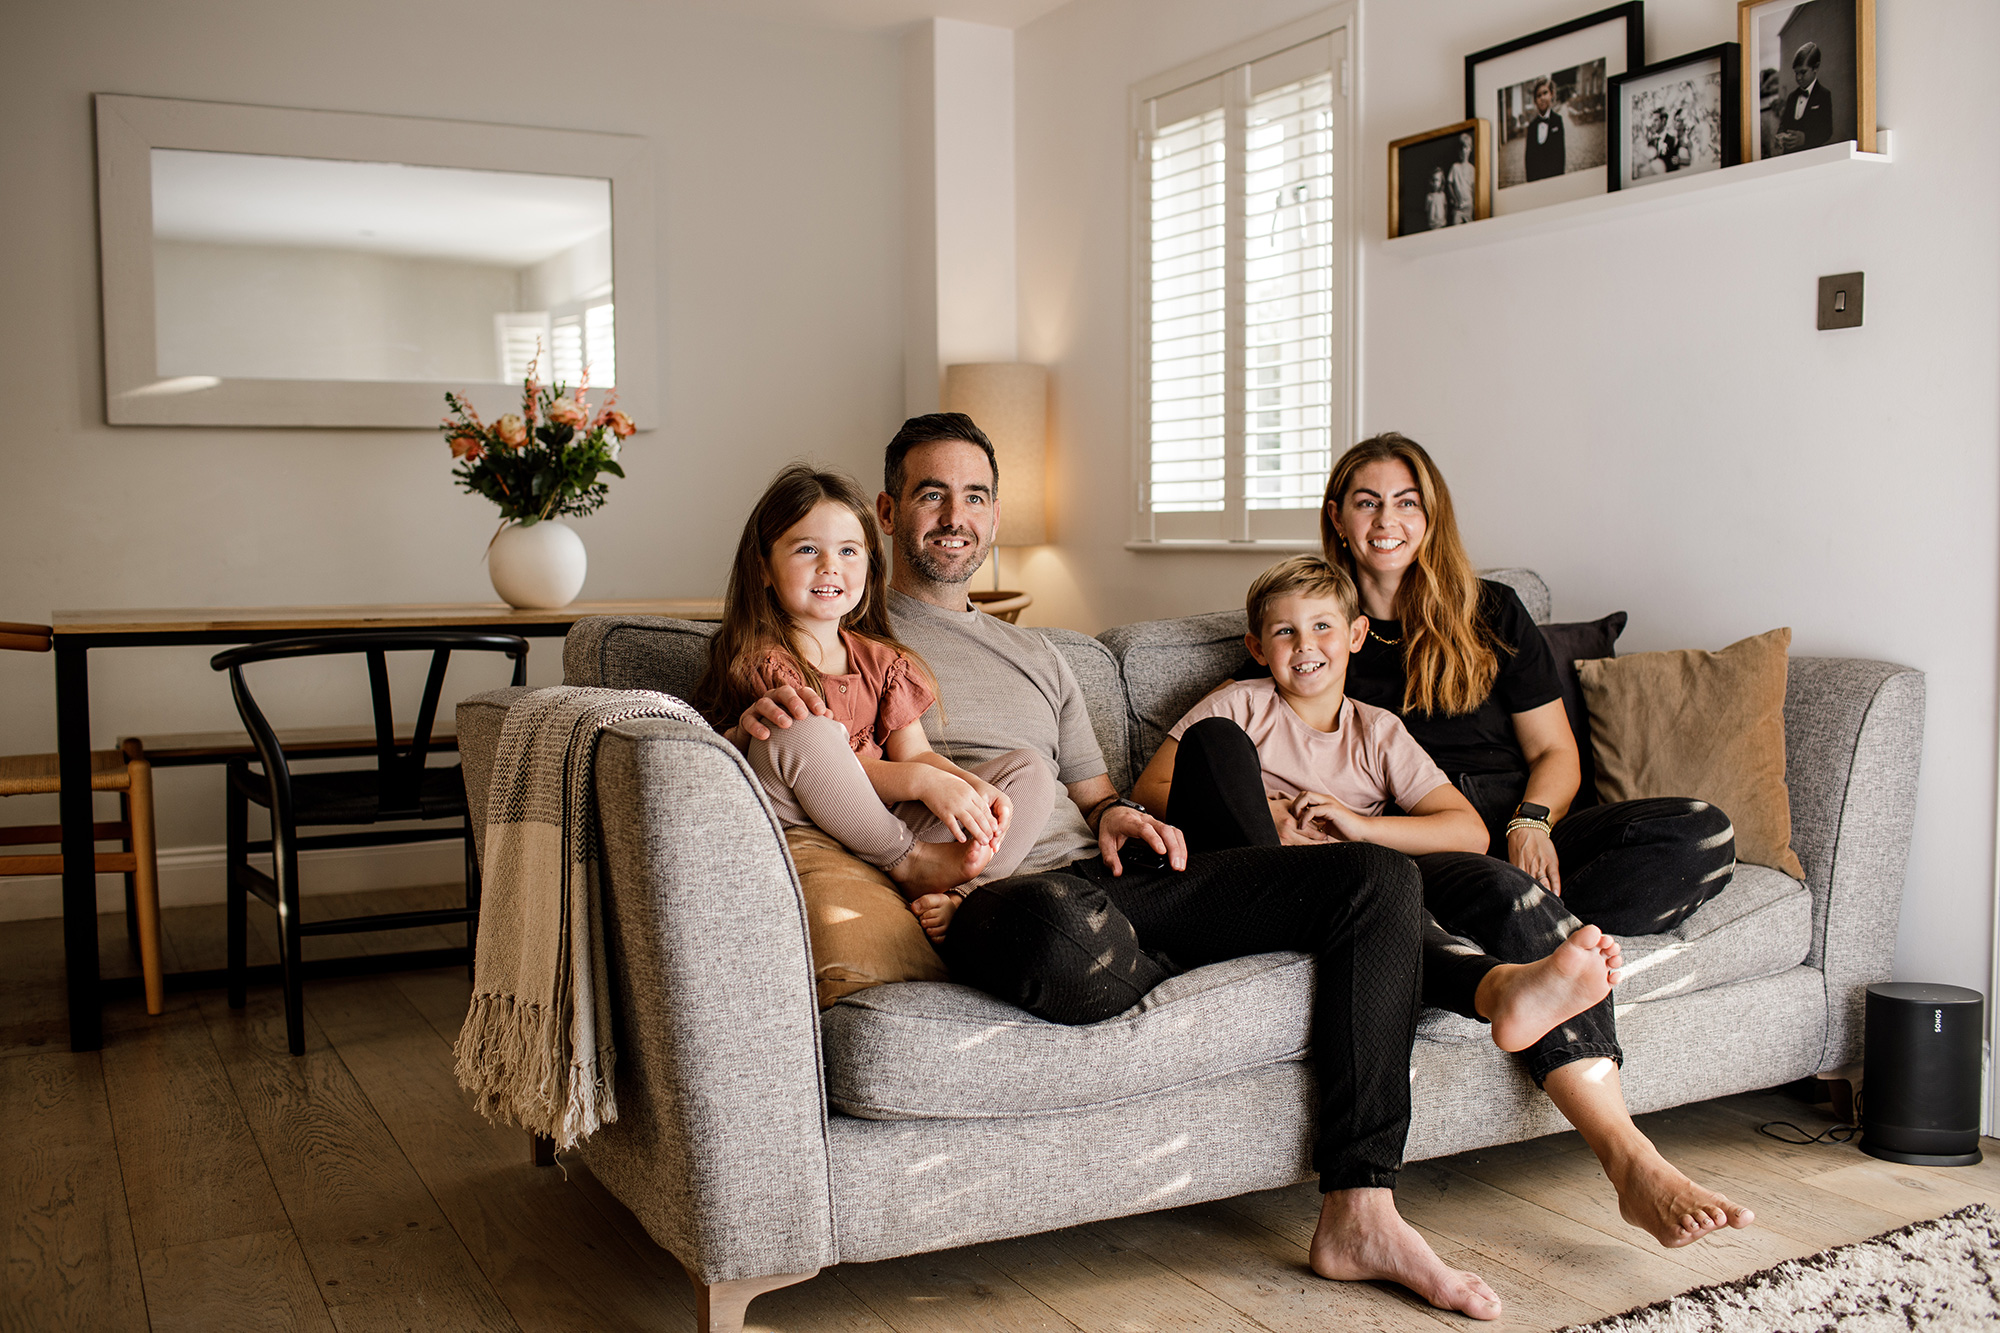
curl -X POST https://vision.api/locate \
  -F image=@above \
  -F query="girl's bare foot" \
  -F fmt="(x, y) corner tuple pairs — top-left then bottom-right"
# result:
(1607, 1145), (1754, 1247)
(910, 890), (962, 943)
(887, 835), (995, 896)
(1477, 925), (1621, 1053)
(1311, 1188), (1502, 1320)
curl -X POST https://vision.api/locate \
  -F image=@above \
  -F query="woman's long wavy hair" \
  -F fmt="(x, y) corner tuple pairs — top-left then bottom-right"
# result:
(694, 464), (933, 728)
(1320, 433), (1501, 716)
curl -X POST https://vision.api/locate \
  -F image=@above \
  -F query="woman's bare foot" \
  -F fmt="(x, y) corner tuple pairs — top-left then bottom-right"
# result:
(1311, 1188), (1502, 1320)
(1607, 1143), (1755, 1247)
(1476, 925), (1621, 1053)
(910, 890), (962, 943)
(886, 835), (995, 896)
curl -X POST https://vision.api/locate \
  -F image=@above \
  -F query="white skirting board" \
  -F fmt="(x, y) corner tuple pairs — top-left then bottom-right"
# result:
(0, 839), (467, 922)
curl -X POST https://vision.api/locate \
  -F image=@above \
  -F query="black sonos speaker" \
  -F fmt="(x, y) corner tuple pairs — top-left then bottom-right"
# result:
(1861, 982), (1984, 1167)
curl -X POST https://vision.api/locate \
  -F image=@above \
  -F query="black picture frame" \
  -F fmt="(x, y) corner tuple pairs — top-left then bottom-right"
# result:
(1464, 3), (1647, 121)
(1606, 43), (1742, 191)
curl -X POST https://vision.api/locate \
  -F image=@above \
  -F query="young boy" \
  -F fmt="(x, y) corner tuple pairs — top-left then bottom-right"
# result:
(1132, 554), (1621, 1053)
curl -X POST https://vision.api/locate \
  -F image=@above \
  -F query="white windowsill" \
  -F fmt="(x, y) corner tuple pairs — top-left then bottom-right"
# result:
(1383, 132), (1893, 255)
(1126, 539), (1323, 553)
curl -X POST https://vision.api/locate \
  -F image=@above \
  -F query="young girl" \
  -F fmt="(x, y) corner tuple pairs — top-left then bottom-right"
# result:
(696, 465), (1058, 929)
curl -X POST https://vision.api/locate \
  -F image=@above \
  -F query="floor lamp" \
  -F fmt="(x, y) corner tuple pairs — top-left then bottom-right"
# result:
(942, 363), (1045, 622)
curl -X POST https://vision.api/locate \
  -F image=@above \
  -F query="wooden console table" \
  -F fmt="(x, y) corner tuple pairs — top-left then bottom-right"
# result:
(48, 598), (721, 1051)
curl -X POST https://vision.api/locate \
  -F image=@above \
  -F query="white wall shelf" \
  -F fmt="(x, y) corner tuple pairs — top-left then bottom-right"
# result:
(1384, 133), (1893, 255)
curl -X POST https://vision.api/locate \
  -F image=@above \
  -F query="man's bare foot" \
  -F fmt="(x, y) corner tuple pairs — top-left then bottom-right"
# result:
(1476, 925), (1621, 1053)
(1607, 1144), (1755, 1247)
(887, 835), (995, 896)
(909, 890), (963, 943)
(1311, 1188), (1502, 1320)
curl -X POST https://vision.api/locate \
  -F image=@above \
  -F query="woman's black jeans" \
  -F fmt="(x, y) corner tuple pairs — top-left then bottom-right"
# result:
(1167, 716), (1620, 1086)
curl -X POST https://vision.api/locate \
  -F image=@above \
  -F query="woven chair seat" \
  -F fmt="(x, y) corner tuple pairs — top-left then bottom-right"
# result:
(0, 749), (136, 796)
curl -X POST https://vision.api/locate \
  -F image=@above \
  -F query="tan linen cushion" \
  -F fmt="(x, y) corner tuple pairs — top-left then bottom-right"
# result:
(785, 826), (947, 1006)
(1575, 628), (1805, 880)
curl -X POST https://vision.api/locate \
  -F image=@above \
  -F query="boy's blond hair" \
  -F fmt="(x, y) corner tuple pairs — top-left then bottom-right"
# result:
(1246, 555), (1360, 638)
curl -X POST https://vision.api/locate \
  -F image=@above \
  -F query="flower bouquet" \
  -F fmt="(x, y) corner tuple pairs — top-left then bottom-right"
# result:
(442, 362), (635, 608)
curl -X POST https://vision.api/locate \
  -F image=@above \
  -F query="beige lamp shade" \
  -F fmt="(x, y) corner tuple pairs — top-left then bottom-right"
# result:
(942, 362), (1047, 547)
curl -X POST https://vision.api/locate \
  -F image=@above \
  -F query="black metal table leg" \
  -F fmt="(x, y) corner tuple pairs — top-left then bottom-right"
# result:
(55, 642), (101, 1052)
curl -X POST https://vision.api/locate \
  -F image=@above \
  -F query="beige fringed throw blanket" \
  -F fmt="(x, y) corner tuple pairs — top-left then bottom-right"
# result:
(454, 685), (709, 1149)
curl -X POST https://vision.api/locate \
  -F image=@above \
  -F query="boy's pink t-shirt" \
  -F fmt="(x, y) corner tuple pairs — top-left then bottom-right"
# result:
(750, 630), (934, 761)
(1167, 678), (1451, 815)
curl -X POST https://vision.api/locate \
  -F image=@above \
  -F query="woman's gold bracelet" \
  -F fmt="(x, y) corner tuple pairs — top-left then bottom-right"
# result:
(1505, 817), (1553, 838)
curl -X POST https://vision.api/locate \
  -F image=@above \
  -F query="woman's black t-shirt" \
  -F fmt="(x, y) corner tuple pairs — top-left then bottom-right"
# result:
(1343, 580), (1562, 780)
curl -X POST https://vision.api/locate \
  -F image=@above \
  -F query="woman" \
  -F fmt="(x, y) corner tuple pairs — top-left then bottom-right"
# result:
(1322, 431), (1749, 1249)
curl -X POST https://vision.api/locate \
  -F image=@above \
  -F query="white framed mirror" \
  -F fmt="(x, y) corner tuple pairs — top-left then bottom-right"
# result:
(95, 94), (657, 428)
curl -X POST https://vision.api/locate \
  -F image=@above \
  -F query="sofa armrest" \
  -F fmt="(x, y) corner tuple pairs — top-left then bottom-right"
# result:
(1783, 656), (1926, 1068)
(455, 688), (834, 1284)
(576, 717), (836, 1285)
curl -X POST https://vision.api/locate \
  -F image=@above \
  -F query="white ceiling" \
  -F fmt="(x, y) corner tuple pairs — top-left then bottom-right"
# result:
(686, 0), (1069, 30)
(150, 150), (611, 267)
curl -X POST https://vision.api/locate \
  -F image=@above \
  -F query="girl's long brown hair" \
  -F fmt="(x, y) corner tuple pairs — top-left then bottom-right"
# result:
(694, 464), (935, 727)
(1321, 433), (1501, 716)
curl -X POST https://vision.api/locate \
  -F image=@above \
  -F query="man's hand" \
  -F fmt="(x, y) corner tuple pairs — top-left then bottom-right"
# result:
(1099, 802), (1188, 876)
(735, 684), (832, 742)
(1507, 826), (1562, 895)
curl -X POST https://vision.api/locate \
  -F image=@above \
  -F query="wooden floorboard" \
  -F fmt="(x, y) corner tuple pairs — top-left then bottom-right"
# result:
(9, 891), (1994, 1332)
(195, 988), (519, 1332)
(3, 1049), (149, 1332)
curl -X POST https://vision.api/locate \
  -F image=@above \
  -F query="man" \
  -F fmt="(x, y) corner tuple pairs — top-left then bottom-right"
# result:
(738, 415), (1627, 1319)
(1446, 131), (1477, 224)
(1523, 77), (1565, 181)
(1774, 41), (1833, 154)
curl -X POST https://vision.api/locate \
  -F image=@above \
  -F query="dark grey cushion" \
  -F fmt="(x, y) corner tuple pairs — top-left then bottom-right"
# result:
(1539, 611), (1627, 809)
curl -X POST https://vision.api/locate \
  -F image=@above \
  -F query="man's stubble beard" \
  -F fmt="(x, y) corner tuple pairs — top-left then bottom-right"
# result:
(897, 525), (987, 589)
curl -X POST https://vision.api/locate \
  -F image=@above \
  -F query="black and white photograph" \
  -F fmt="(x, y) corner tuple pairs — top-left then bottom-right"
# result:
(1608, 44), (1741, 190)
(1738, 0), (1875, 160)
(1388, 119), (1489, 238)
(1466, 3), (1645, 214)
(1494, 60), (1608, 188)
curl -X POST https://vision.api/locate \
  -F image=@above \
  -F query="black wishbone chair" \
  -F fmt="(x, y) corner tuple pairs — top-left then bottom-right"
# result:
(211, 631), (528, 1054)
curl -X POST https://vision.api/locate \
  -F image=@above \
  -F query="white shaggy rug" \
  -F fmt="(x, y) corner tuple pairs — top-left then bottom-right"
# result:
(1560, 1204), (2000, 1332)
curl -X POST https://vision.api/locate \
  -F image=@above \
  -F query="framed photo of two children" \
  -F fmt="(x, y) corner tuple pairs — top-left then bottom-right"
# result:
(1737, 0), (1876, 161)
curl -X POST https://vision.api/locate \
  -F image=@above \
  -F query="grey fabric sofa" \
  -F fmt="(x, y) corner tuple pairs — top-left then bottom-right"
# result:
(454, 570), (1924, 1333)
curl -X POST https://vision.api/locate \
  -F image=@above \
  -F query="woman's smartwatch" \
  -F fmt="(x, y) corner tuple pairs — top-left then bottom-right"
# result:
(1506, 801), (1553, 837)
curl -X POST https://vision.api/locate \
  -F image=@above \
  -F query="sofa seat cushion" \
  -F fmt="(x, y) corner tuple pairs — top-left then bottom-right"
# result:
(1414, 862), (1813, 1045)
(823, 951), (1313, 1119)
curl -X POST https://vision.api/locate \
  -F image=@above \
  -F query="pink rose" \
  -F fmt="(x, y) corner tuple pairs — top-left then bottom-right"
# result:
(546, 397), (587, 428)
(449, 433), (485, 461)
(494, 414), (527, 448)
(601, 409), (636, 439)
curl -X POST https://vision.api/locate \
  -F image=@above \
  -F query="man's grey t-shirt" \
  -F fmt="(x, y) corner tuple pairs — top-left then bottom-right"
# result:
(888, 588), (1101, 873)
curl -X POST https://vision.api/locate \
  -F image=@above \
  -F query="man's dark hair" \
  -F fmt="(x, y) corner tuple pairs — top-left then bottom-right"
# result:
(1793, 41), (1821, 70)
(884, 413), (999, 499)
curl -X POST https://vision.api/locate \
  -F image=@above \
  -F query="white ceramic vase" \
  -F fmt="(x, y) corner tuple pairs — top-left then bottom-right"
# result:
(488, 519), (587, 609)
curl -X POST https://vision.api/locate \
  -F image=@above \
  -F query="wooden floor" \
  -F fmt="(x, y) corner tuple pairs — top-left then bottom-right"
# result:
(7, 887), (1997, 1333)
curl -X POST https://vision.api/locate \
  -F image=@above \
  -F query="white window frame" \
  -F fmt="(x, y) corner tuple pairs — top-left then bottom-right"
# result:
(1127, 6), (1359, 550)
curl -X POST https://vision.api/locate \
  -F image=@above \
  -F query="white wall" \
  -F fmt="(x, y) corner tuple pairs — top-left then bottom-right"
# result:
(0, 0), (907, 915)
(1016, 0), (2000, 1003)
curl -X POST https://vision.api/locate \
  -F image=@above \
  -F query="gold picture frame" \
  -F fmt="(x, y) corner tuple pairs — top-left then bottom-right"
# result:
(1388, 119), (1491, 238)
(1737, 0), (1875, 162)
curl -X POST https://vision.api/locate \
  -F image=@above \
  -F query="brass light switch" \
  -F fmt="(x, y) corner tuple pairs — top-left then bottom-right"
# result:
(1818, 272), (1864, 330)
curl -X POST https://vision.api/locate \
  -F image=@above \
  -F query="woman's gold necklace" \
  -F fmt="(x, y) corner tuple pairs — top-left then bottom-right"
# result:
(1368, 629), (1402, 647)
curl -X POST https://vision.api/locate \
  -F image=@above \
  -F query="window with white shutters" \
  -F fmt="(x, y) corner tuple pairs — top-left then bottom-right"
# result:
(1132, 17), (1353, 545)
